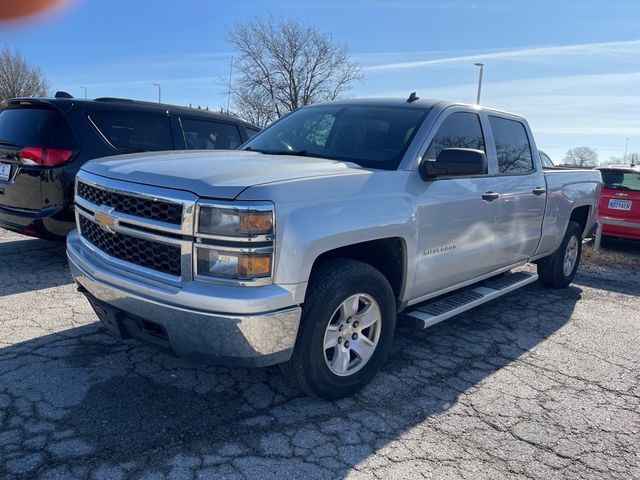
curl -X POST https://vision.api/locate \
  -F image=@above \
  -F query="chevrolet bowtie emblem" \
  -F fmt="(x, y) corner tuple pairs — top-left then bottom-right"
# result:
(94, 209), (117, 233)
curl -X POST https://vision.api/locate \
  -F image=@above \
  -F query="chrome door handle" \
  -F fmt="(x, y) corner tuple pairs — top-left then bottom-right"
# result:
(533, 187), (546, 196)
(482, 191), (500, 201)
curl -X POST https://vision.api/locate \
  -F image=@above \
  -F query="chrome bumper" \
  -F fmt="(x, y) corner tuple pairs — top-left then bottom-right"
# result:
(67, 230), (301, 367)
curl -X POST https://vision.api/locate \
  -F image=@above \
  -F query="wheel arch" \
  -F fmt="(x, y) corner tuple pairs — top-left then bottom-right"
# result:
(308, 237), (408, 308)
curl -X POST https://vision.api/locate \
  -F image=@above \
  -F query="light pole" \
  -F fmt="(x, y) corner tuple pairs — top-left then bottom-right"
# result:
(79, 86), (87, 99)
(152, 83), (161, 104)
(624, 137), (629, 164)
(226, 56), (233, 114)
(473, 63), (484, 105)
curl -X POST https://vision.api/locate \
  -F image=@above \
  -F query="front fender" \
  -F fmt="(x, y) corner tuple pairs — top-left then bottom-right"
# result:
(238, 170), (418, 298)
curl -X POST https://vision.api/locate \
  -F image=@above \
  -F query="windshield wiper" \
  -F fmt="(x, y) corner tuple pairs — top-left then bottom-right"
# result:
(244, 147), (309, 156)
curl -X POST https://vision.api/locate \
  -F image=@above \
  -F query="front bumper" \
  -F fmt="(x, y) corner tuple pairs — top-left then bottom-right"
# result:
(67, 230), (302, 367)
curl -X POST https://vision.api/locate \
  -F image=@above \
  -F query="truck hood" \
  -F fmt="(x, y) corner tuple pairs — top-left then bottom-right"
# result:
(81, 150), (368, 199)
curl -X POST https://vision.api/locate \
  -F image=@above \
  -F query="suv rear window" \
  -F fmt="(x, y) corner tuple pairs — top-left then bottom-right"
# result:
(601, 170), (640, 192)
(0, 106), (78, 148)
(89, 111), (173, 151)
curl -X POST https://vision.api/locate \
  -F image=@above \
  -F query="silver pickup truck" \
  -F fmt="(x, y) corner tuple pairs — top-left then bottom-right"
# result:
(67, 98), (602, 399)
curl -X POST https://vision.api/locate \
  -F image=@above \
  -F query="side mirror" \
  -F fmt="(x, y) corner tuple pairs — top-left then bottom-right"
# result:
(420, 148), (487, 180)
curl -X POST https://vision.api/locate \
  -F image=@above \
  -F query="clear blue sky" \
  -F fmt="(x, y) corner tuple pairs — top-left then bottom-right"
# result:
(1, 0), (639, 162)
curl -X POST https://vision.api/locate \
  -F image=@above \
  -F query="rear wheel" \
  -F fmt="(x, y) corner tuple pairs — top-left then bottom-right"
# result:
(281, 259), (396, 399)
(537, 221), (582, 289)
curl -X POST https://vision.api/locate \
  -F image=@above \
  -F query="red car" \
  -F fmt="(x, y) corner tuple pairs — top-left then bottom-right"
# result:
(597, 165), (640, 240)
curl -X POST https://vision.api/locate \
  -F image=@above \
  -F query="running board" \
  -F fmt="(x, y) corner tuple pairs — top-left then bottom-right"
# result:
(404, 271), (538, 329)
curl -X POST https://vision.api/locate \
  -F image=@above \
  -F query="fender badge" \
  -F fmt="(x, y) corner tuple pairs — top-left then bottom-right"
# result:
(424, 244), (457, 255)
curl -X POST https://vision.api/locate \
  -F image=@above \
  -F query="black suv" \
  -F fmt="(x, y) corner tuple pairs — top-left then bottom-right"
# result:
(0, 94), (260, 240)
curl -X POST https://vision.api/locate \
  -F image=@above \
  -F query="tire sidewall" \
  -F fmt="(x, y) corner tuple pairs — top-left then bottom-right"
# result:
(299, 264), (396, 398)
(556, 222), (582, 285)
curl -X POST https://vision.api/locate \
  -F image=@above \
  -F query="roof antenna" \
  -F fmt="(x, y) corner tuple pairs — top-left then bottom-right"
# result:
(406, 92), (419, 103)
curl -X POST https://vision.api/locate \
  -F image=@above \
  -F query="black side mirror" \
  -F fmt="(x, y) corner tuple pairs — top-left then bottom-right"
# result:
(420, 148), (487, 179)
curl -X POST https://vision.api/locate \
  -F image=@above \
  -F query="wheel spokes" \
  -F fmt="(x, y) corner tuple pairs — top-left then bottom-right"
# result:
(355, 303), (378, 329)
(339, 295), (360, 320)
(323, 293), (382, 377)
(351, 336), (376, 362)
(330, 346), (351, 374)
(324, 325), (341, 349)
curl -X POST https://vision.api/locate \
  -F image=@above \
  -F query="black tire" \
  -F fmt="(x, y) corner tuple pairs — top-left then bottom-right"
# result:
(537, 221), (582, 289)
(280, 259), (396, 400)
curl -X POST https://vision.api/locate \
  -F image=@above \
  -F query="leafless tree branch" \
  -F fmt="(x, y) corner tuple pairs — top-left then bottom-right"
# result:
(224, 17), (363, 127)
(0, 45), (49, 103)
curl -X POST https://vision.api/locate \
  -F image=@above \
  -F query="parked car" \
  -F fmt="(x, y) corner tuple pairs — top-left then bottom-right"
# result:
(539, 150), (555, 168)
(0, 93), (260, 240)
(595, 165), (640, 240)
(66, 98), (602, 399)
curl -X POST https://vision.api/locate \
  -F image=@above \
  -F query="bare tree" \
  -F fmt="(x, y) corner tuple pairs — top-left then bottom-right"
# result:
(604, 152), (640, 166)
(225, 17), (363, 127)
(0, 45), (49, 102)
(563, 147), (599, 167)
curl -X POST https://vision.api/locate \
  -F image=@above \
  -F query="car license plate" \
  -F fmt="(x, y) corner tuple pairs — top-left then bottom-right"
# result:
(0, 163), (10, 181)
(608, 199), (632, 211)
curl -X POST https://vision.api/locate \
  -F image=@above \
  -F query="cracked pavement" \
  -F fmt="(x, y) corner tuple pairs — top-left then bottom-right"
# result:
(1, 228), (639, 479)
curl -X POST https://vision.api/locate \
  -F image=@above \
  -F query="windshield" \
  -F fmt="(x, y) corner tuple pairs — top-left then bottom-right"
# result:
(243, 105), (429, 170)
(600, 169), (640, 192)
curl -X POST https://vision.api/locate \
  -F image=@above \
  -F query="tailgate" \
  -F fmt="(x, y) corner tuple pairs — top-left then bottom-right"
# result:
(598, 169), (640, 222)
(0, 143), (42, 210)
(0, 104), (77, 210)
(599, 188), (640, 222)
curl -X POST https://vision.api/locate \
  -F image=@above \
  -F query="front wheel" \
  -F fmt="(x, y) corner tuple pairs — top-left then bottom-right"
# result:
(537, 221), (582, 289)
(280, 259), (396, 399)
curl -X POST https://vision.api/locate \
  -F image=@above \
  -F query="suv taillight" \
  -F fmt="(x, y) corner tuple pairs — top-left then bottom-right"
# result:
(19, 147), (74, 167)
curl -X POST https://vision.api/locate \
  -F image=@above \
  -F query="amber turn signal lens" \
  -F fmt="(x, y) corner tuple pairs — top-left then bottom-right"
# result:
(238, 254), (272, 278)
(239, 212), (273, 234)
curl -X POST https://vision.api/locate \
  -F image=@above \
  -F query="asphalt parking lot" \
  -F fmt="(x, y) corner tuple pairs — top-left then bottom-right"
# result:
(1, 228), (639, 480)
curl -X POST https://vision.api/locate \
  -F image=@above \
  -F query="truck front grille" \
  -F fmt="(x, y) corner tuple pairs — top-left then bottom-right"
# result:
(77, 181), (183, 225)
(79, 216), (182, 276)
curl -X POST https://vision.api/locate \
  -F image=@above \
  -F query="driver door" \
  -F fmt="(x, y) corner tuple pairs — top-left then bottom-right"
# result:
(412, 109), (503, 298)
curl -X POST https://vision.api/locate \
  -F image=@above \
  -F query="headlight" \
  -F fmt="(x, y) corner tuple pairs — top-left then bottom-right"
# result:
(197, 205), (273, 237)
(195, 247), (272, 279)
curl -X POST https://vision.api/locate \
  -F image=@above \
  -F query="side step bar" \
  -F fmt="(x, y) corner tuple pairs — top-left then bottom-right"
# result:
(404, 271), (538, 329)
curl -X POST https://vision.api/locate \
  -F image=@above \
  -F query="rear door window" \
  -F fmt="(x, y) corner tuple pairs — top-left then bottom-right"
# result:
(489, 116), (534, 174)
(180, 118), (242, 150)
(0, 106), (77, 148)
(90, 111), (173, 151)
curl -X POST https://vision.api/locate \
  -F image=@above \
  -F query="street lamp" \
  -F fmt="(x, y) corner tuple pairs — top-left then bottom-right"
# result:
(473, 63), (484, 105)
(79, 86), (87, 99)
(152, 83), (161, 104)
(624, 137), (629, 164)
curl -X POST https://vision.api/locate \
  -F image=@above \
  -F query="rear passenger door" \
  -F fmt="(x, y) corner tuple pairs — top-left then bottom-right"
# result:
(179, 118), (243, 150)
(488, 115), (546, 266)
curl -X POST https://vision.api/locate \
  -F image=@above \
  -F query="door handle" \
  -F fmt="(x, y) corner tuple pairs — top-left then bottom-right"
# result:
(482, 191), (500, 201)
(533, 187), (546, 196)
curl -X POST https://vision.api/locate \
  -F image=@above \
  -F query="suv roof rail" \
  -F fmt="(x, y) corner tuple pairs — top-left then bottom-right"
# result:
(94, 97), (135, 103)
(54, 91), (74, 99)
